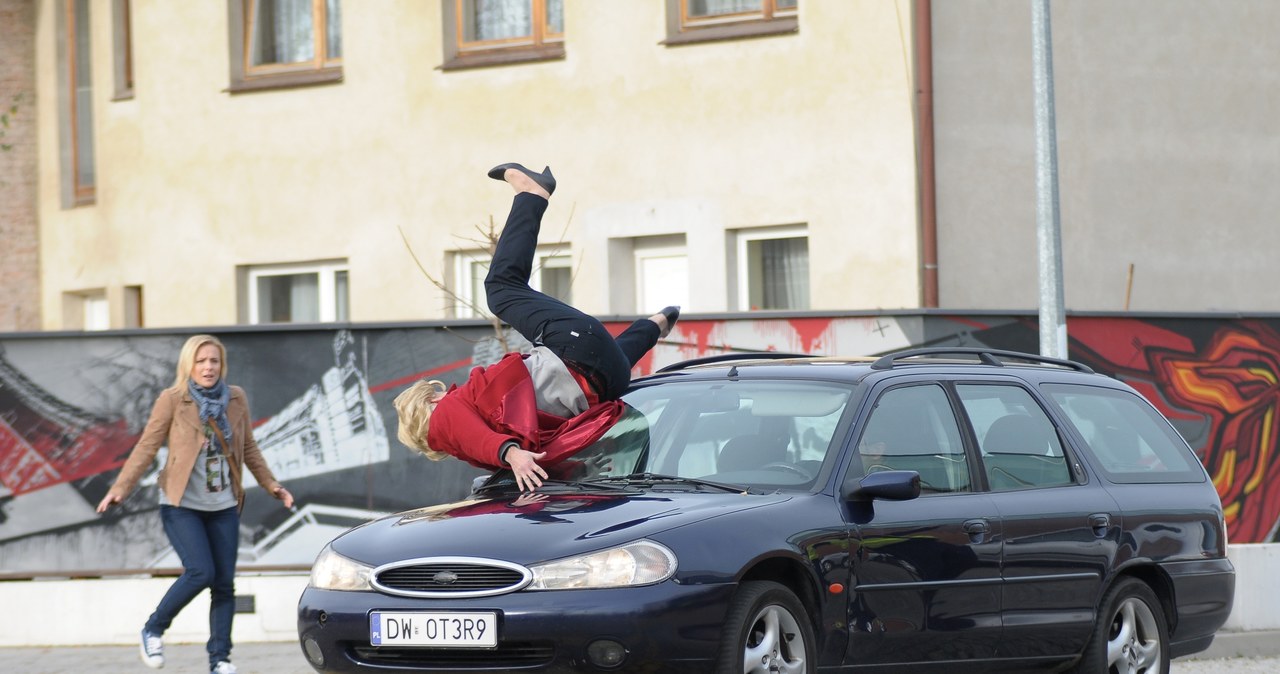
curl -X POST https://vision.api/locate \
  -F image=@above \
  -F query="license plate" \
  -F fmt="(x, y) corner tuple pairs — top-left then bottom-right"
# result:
(369, 611), (498, 648)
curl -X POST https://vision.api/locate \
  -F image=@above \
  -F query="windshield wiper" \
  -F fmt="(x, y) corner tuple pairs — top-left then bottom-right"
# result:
(473, 477), (636, 494)
(586, 473), (751, 494)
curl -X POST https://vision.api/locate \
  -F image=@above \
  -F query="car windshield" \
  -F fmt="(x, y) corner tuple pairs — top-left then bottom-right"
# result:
(543, 379), (856, 491)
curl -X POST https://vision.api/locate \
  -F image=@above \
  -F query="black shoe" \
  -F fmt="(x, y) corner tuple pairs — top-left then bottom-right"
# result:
(488, 163), (556, 196)
(658, 306), (680, 338)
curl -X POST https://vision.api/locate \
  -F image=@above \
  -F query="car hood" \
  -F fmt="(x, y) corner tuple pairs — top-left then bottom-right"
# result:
(329, 489), (792, 567)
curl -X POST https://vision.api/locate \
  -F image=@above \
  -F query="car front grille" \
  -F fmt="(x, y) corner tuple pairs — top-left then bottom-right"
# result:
(350, 641), (554, 668)
(371, 557), (532, 598)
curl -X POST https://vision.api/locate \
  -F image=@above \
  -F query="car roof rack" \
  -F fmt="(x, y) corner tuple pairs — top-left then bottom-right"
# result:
(655, 352), (811, 373)
(869, 347), (1094, 374)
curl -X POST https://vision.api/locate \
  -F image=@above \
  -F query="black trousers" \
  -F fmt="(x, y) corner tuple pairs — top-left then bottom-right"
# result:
(485, 193), (660, 401)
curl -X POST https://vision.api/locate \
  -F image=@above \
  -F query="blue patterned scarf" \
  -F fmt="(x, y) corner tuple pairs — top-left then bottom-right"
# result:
(188, 378), (232, 448)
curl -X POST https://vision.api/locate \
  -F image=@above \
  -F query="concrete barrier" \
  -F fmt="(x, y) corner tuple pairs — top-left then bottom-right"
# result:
(0, 573), (308, 647)
(1220, 544), (1280, 632)
(0, 544), (1271, 647)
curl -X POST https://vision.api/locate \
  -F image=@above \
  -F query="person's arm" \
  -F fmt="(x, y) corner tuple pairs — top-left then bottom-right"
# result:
(499, 441), (549, 492)
(430, 395), (527, 469)
(236, 389), (294, 509)
(96, 391), (175, 512)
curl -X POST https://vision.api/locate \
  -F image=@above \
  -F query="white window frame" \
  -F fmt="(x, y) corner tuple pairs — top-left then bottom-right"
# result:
(83, 291), (109, 330)
(453, 246), (569, 319)
(633, 240), (689, 314)
(734, 224), (808, 311)
(62, 289), (108, 330)
(246, 260), (348, 324)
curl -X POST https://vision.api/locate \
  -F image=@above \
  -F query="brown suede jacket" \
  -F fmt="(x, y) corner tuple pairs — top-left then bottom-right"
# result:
(108, 384), (283, 511)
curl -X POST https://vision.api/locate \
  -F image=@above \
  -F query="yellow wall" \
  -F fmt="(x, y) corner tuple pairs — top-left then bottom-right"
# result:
(35, 0), (921, 329)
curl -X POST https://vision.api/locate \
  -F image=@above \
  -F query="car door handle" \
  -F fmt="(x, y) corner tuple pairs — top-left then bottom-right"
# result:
(963, 518), (989, 543)
(1089, 513), (1110, 537)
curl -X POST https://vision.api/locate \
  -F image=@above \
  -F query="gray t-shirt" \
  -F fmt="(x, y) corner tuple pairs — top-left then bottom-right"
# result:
(172, 421), (237, 511)
(524, 346), (589, 418)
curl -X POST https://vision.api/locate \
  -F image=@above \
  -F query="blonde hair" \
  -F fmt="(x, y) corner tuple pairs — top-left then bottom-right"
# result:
(174, 335), (228, 388)
(393, 379), (450, 461)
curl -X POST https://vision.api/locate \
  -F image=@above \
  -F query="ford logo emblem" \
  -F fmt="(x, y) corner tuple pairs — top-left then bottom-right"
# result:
(433, 571), (459, 585)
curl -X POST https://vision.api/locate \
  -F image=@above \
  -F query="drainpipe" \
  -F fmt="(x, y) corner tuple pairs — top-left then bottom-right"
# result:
(914, 0), (940, 307)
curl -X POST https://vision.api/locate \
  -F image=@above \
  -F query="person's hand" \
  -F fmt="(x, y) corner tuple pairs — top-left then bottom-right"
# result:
(273, 485), (295, 509)
(563, 454), (613, 480)
(585, 454), (613, 475)
(505, 446), (548, 492)
(511, 492), (549, 508)
(96, 491), (123, 513)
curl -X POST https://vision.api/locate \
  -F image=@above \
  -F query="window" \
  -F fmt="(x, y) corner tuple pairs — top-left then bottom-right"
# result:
(664, 0), (798, 45)
(227, 0), (343, 92)
(599, 379), (851, 490)
(111, 0), (133, 100)
(857, 384), (970, 493)
(60, 287), (142, 329)
(735, 226), (809, 310)
(442, 0), (565, 70)
(123, 285), (144, 328)
(956, 384), (1073, 491)
(242, 261), (349, 324)
(62, 290), (108, 330)
(634, 236), (689, 315)
(452, 248), (570, 318)
(59, 0), (95, 206)
(1044, 384), (1202, 484)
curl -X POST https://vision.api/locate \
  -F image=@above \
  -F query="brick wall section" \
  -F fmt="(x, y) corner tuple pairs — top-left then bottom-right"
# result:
(0, 0), (40, 331)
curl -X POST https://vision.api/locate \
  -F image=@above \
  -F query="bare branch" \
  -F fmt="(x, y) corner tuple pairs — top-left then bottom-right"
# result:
(398, 201), (579, 356)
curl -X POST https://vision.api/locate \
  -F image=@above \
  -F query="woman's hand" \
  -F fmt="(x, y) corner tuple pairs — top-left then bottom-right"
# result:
(95, 491), (123, 513)
(504, 446), (548, 492)
(510, 492), (549, 508)
(273, 485), (295, 509)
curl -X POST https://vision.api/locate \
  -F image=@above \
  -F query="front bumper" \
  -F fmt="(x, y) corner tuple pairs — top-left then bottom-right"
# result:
(297, 581), (737, 673)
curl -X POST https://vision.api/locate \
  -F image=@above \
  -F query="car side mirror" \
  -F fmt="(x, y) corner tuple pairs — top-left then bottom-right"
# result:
(842, 470), (921, 502)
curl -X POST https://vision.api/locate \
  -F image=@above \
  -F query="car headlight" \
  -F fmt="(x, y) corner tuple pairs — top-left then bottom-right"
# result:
(527, 540), (677, 590)
(309, 544), (373, 591)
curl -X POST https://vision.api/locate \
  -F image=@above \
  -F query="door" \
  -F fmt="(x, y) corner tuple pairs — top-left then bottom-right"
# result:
(846, 383), (1004, 665)
(956, 382), (1118, 659)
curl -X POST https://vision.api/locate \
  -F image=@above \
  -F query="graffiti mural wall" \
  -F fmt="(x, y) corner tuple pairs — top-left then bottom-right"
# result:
(0, 313), (1276, 574)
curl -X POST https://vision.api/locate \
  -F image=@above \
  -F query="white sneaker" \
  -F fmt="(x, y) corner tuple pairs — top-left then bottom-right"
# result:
(139, 629), (164, 669)
(211, 661), (238, 674)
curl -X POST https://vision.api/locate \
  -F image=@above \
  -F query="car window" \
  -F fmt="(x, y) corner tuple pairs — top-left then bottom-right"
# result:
(856, 384), (970, 494)
(1042, 383), (1205, 484)
(568, 379), (855, 490)
(956, 384), (1074, 491)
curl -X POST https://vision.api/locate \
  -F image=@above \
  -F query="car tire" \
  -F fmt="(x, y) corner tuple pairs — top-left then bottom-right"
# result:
(1070, 576), (1169, 674)
(716, 580), (816, 674)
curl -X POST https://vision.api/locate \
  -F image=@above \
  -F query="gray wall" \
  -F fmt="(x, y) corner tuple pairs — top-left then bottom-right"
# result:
(931, 0), (1280, 311)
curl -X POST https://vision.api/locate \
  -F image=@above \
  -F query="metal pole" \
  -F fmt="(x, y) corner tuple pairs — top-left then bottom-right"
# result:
(1031, 0), (1067, 358)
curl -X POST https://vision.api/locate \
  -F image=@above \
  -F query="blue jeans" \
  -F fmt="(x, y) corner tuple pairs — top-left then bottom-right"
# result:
(486, 193), (661, 400)
(146, 504), (239, 667)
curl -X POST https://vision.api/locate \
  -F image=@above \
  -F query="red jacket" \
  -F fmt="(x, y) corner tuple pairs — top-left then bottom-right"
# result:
(425, 353), (625, 471)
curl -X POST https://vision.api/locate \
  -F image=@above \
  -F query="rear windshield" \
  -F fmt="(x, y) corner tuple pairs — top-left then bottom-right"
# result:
(1041, 383), (1206, 484)
(561, 379), (857, 491)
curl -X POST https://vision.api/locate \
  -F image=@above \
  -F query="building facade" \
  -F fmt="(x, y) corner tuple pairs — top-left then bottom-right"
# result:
(930, 0), (1280, 312)
(23, 0), (922, 330)
(0, 0), (40, 331)
(11, 0), (1280, 330)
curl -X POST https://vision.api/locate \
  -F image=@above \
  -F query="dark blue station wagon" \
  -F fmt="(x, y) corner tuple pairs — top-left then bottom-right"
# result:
(297, 348), (1234, 673)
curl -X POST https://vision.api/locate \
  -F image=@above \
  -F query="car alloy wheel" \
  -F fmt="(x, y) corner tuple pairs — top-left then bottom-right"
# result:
(1072, 577), (1169, 674)
(718, 580), (815, 674)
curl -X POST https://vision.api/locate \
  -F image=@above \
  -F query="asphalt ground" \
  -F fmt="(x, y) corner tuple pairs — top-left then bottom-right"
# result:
(3, 630), (1278, 674)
